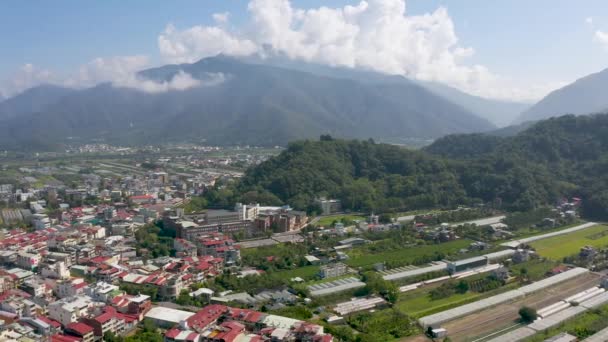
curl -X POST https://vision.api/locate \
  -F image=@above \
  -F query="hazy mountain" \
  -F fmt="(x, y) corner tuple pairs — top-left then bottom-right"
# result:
(0, 84), (75, 121)
(0, 56), (495, 150)
(248, 57), (530, 128)
(418, 81), (530, 127)
(516, 67), (608, 123)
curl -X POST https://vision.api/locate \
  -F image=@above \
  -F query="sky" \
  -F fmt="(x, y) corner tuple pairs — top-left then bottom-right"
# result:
(1, 0), (607, 102)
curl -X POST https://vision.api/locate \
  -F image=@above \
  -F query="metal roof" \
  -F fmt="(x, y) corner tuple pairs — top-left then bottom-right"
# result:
(382, 263), (446, 281)
(583, 326), (608, 341)
(418, 267), (589, 328)
(528, 306), (586, 331)
(485, 327), (536, 342)
(501, 222), (597, 248)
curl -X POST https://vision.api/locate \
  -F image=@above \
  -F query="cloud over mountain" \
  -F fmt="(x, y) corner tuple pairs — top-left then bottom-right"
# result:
(156, 0), (561, 101)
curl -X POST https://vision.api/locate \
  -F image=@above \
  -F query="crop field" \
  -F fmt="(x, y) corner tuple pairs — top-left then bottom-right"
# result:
(345, 239), (472, 268)
(396, 290), (482, 318)
(272, 265), (320, 281)
(530, 224), (608, 260)
(316, 214), (366, 227)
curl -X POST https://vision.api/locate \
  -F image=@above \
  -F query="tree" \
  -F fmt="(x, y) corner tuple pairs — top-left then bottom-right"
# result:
(455, 280), (469, 294)
(519, 306), (537, 323)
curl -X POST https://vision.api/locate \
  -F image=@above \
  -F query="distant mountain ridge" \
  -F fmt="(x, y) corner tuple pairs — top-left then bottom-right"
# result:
(516, 67), (608, 123)
(0, 56), (495, 150)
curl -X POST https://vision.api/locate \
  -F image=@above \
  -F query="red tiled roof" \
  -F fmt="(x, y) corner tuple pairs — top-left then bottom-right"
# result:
(165, 328), (181, 339)
(67, 322), (94, 336)
(229, 308), (265, 323)
(186, 332), (199, 342)
(186, 304), (228, 331)
(37, 315), (62, 328)
(51, 334), (82, 342)
(95, 311), (114, 324)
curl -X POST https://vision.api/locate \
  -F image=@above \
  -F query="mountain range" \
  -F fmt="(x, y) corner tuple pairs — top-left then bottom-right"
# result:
(516, 67), (608, 123)
(1, 55), (607, 151)
(0, 56), (501, 150)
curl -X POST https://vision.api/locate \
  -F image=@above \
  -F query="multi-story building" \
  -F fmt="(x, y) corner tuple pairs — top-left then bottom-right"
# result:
(16, 252), (41, 271)
(84, 282), (122, 303)
(48, 295), (96, 326)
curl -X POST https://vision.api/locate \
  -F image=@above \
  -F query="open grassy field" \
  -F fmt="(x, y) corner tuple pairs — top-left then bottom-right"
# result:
(272, 265), (320, 281)
(396, 290), (482, 318)
(530, 224), (608, 260)
(316, 214), (366, 227)
(345, 239), (472, 268)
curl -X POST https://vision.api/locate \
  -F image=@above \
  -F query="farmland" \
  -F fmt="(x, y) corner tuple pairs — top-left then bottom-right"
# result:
(345, 239), (472, 268)
(530, 224), (608, 260)
(316, 214), (366, 227)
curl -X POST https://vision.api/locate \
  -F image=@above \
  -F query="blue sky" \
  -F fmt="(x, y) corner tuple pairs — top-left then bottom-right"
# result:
(1, 0), (607, 101)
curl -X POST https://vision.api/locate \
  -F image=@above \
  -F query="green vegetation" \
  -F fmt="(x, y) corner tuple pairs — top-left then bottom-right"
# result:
(273, 265), (320, 281)
(345, 239), (472, 268)
(268, 306), (313, 320)
(200, 115), (608, 220)
(523, 304), (608, 341)
(316, 214), (366, 227)
(104, 320), (163, 342)
(346, 309), (419, 341)
(530, 225), (608, 260)
(509, 259), (558, 282)
(396, 290), (481, 317)
(134, 223), (176, 258)
(519, 306), (538, 323)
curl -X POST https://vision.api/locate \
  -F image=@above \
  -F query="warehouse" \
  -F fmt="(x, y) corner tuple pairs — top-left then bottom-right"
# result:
(447, 256), (488, 274)
(308, 277), (366, 297)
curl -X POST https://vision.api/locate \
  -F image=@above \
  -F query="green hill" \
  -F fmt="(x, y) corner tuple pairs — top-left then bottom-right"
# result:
(215, 114), (608, 219)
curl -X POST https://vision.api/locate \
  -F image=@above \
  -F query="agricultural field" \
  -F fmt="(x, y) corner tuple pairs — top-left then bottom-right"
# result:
(530, 224), (608, 260)
(396, 289), (482, 318)
(345, 239), (472, 268)
(523, 303), (608, 341)
(272, 265), (320, 281)
(316, 214), (366, 227)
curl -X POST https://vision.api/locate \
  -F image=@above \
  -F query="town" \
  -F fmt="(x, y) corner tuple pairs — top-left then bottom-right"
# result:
(1, 147), (608, 342)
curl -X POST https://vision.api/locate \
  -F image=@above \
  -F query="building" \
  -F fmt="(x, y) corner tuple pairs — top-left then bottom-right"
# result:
(316, 198), (342, 215)
(65, 322), (95, 342)
(235, 203), (260, 221)
(16, 252), (41, 271)
(144, 307), (195, 328)
(447, 256), (488, 274)
(319, 263), (349, 279)
(32, 213), (51, 230)
(84, 282), (122, 303)
(48, 295), (96, 326)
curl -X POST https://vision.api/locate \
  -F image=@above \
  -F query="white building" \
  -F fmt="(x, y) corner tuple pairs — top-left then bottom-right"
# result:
(84, 282), (122, 303)
(16, 252), (41, 271)
(48, 295), (96, 326)
(40, 261), (70, 280)
(32, 213), (51, 230)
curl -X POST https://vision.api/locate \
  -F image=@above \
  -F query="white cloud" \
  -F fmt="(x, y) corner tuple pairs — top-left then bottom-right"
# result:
(586, 17), (593, 25)
(0, 64), (57, 98)
(213, 12), (230, 24)
(595, 30), (608, 50)
(113, 71), (226, 93)
(0, 55), (209, 98)
(156, 0), (559, 101)
(158, 23), (257, 64)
